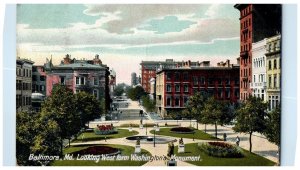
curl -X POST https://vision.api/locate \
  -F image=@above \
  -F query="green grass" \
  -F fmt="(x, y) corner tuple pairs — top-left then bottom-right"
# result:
(73, 129), (139, 143)
(52, 144), (151, 166)
(174, 143), (276, 166)
(149, 127), (218, 140)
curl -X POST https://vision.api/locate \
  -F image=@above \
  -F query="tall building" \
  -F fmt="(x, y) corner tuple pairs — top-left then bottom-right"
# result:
(234, 4), (282, 101)
(131, 72), (137, 86)
(32, 65), (46, 95)
(109, 69), (116, 96)
(140, 59), (200, 93)
(251, 39), (267, 102)
(45, 54), (111, 111)
(266, 35), (281, 110)
(16, 58), (34, 112)
(155, 60), (240, 118)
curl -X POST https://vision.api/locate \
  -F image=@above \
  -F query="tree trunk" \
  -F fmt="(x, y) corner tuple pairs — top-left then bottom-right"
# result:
(249, 132), (253, 153)
(60, 137), (63, 157)
(204, 124), (207, 133)
(68, 139), (71, 147)
(197, 121), (198, 130)
(214, 122), (217, 138)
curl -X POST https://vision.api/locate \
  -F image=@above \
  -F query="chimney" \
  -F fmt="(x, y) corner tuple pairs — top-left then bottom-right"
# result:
(93, 54), (102, 65)
(63, 54), (71, 64)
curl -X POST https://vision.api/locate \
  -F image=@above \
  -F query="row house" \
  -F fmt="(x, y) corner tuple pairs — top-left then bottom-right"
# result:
(234, 4), (282, 101)
(155, 60), (240, 118)
(16, 58), (34, 112)
(45, 54), (111, 111)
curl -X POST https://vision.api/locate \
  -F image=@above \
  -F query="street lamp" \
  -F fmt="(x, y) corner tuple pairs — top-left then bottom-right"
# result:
(153, 125), (157, 147)
(146, 119), (148, 135)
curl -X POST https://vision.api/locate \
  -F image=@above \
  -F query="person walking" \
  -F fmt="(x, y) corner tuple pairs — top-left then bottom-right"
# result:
(223, 133), (227, 141)
(236, 136), (240, 146)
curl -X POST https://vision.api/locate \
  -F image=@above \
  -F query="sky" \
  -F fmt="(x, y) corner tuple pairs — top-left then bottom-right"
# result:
(17, 4), (240, 84)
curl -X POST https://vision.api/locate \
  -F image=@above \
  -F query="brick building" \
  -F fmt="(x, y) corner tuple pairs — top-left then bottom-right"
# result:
(234, 4), (281, 101)
(16, 58), (34, 112)
(45, 54), (111, 111)
(32, 65), (46, 95)
(140, 59), (200, 93)
(155, 60), (240, 118)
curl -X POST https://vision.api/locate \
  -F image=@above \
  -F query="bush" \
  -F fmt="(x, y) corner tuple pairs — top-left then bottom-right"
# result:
(198, 142), (244, 158)
(94, 125), (117, 135)
(170, 127), (194, 133)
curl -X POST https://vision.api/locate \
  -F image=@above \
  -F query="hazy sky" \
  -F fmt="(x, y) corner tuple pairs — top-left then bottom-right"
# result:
(17, 4), (240, 84)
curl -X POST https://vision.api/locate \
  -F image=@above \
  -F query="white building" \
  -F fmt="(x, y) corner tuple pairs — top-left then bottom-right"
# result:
(251, 39), (267, 102)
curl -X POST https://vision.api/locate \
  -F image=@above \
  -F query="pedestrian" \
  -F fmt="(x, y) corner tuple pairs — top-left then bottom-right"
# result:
(236, 136), (240, 146)
(223, 133), (227, 141)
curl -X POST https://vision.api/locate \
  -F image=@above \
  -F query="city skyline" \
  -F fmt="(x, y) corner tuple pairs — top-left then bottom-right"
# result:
(17, 4), (240, 84)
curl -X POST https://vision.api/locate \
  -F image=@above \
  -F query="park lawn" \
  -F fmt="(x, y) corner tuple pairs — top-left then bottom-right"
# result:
(52, 144), (151, 166)
(149, 128), (218, 140)
(174, 143), (276, 166)
(73, 129), (139, 143)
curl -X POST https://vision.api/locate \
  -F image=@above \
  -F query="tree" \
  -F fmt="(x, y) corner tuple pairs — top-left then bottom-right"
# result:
(141, 95), (156, 112)
(185, 92), (208, 130)
(127, 85), (147, 101)
(233, 96), (268, 152)
(16, 111), (39, 165)
(75, 91), (102, 128)
(201, 97), (224, 138)
(114, 83), (127, 96)
(40, 85), (81, 156)
(264, 105), (281, 164)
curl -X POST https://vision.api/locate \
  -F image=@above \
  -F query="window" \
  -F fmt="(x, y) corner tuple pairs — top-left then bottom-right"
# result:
(183, 84), (189, 92)
(29, 70), (32, 77)
(174, 72), (180, 81)
(269, 76), (272, 88)
(166, 97), (171, 106)
(175, 97), (180, 106)
(269, 60), (272, 70)
(226, 89), (230, 98)
(76, 77), (80, 85)
(32, 75), (37, 81)
(200, 77), (205, 85)
(274, 74), (277, 88)
(175, 84), (180, 92)
(274, 59), (277, 69)
(183, 72), (189, 81)
(94, 77), (99, 85)
(80, 77), (85, 85)
(253, 75), (256, 83)
(183, 96), (189, 105)
(40, 76), (45, 81)
(208, 78), (214, 86)
(166, 84), (172, 92)
(93, 89), (98, 99)
(193, 76), (198, 86)
(166, 72), (172, 81)
(60, 76), (65, 85)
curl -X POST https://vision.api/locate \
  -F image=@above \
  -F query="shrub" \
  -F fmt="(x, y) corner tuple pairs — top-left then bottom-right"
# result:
(170, 127), (194, 133)
(198, 142), (244, 158)
(94, 125), (117, 135)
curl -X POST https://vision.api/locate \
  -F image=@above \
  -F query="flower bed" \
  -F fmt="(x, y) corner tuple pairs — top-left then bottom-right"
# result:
(94, 125), (117, 135)
(170, 127), (195, 134)
(72, 145), (120, 156)
(198, 142), (244, 158)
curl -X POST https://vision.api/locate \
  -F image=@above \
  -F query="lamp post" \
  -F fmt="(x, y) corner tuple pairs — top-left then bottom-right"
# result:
(146, 119), (148, 135)
(153, 125), (157, 147)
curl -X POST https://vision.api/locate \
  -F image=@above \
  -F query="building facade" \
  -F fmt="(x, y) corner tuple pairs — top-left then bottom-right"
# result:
(32, 65), (47, 95)
(140, 59), (200, 93)
(109, 69), (116, 96)
(16, 58), (34, 112)
(155, 60), (240, 117)
(45, 54), (111, 111)
(251, 39), (267, 102)
(131, 72), (138, 86)
(234, 4), (282, 101)
(266, 35), (281, 110)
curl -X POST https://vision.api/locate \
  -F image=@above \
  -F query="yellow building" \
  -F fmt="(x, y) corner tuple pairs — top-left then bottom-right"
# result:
(266, 34), (281, 110)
